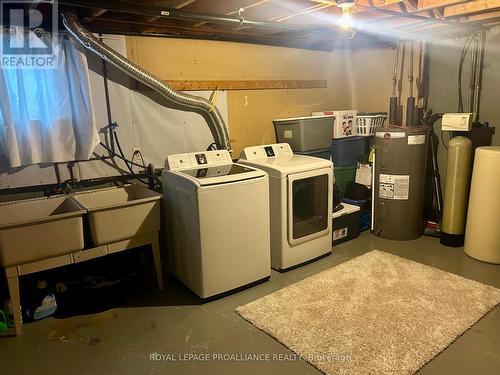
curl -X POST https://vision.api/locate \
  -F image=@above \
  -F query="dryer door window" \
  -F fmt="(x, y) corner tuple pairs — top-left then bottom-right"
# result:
(287, 170), (330, 245)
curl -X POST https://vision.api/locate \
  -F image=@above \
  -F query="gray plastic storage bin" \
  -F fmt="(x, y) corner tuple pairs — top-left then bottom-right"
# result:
(273, 115), (334, 152)
(331, 136), (371, 167)
(294, 148), (331, 160)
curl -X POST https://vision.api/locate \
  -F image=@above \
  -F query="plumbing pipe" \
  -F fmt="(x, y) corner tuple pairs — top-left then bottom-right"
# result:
(468, 37), (478, 114)
(474, 31), (486, 122)
(389, 42), (400, 125)
(406, 41), (415, 126)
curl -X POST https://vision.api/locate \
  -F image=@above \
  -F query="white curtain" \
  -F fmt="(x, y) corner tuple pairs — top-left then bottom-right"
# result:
(0, 28), (99, 168)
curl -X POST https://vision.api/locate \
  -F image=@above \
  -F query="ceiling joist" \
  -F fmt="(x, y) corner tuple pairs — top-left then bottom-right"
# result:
(52, 0), (495, 52)
(444, 0), (500, 17)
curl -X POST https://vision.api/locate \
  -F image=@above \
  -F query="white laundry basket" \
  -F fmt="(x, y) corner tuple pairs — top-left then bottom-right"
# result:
(357, 113), (387, 136)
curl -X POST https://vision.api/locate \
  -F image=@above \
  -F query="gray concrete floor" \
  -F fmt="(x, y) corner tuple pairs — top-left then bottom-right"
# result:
(1, 232), (499, 375)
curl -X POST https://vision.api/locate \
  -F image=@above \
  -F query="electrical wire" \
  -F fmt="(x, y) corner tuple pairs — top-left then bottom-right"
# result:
(458, 35), (474, 113)
(98, 126), (160, 190)
(99, 138), (149, 185)
(112, 130), (149, 185)
(99, 142), (144, 168)
(115, 134), (161, 191)
(133, 149), (157, 188)
(425, 111), (450, 150)
(426, 112), (448, 150)
(440, 130), (448, 150)
(136, 150), (146, 167)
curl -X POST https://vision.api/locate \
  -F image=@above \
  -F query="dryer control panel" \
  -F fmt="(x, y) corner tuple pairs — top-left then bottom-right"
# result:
(239, 143), (293, 161)
(166, 150), (232, 170)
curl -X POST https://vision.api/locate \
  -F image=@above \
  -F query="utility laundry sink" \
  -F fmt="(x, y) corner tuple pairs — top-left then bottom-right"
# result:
(71, 185), (162, 246)
(0, 195), (85, 267)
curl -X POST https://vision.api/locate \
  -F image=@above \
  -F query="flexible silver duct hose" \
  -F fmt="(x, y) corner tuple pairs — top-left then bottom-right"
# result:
(62, 13), (231, 151)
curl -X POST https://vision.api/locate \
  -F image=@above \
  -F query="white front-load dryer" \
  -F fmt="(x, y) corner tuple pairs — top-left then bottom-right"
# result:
(239, 143), (333, 271)
(162, 150), (270, 299)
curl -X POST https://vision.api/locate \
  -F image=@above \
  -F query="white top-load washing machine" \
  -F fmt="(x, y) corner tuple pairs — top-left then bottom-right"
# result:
(162, 150), (271, 299)
(239, 143), (333, 271)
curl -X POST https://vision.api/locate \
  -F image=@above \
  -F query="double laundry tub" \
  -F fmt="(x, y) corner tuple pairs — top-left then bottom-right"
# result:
(0, 185), (162, 335)
(0, 185), (161, 267)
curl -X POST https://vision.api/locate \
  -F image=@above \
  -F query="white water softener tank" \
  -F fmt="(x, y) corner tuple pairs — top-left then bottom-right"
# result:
(372, 125), (429, 240)
(464, 146), (500, 263)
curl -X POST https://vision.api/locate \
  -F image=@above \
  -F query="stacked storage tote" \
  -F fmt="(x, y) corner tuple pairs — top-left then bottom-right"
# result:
(273, 115), (333, 160)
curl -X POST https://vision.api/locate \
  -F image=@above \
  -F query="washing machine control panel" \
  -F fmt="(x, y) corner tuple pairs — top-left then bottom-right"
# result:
(240, 143), (293, 160)
(166, 150), (232, 170)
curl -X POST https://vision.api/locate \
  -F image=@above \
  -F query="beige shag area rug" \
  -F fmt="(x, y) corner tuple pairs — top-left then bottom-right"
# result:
(236, 250), (500, 375)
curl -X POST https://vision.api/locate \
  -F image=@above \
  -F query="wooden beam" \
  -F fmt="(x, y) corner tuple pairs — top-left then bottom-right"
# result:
(145, 0), (195, 23)
(226, 0), (270, 15)
(413, 0), (468, 13)
(194, 0), (270, 27)
(403, 0), (418, 11)
(275, 4), (334, 22)
(83, 8), (107, 22)
(86, 17), (323, 42)
(375, 0), (405, 7)
(461, 8), (500, 20)
(162, 80), (328, 91)
(444, 0), (500, 17)
(92, 8), (107, 17)
(269, 4), (326, 21)
(310, 0), (337, 5)
(433, 7), (445, 17)
(175, 0), (196, 9)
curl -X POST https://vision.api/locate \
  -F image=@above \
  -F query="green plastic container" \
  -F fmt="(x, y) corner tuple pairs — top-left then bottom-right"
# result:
(0, 309), (8, 332)
(334, 165), (357, 195)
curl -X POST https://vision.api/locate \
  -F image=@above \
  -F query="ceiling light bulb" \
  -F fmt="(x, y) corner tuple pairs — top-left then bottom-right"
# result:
(339, 8), (352, 29)
(337, 0), (355, 8)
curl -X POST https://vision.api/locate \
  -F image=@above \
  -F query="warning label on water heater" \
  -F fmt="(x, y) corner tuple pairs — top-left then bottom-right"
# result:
(379, 174), (410, 200)
(408, 135), (426, 145)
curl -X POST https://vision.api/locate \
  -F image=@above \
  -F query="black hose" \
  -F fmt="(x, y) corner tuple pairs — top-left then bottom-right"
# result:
(112, 131), (149, 185)
(206, 142), (218, 151)
(406, 97), (415, 126)
(100, 141), (144, 168)
(113, 131), (142, 169)
(425, 113), (444, 221)
(474, 31), (486, 122)
(458, 42), (468, 112)
(99, 140), (149, 185)
(458, 36), (474, 112)
(389, 97), (398, 125)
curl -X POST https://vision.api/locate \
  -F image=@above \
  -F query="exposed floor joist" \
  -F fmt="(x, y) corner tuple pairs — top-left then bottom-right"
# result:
(50, 0), (497, 51)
